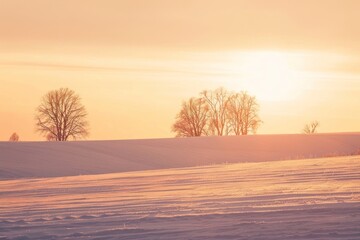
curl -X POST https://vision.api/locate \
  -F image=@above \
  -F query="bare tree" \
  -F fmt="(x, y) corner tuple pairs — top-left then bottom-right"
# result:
(201, 88), (231, 136)
(227, 92), (261, 135)
(9, 132), (19, 142)
(35, 88), (89, 141)
(172, 97), (209, 137)
(303, 121), (319, 134)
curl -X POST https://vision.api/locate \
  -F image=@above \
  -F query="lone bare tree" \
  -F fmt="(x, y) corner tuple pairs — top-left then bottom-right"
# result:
(172, 97), (209, 137)
(227, 92), (261, 135)
(201, 88), (231, 136)
(9, 132), (19, 141)
(35, 88), (89, 141)
(303, 121), (319, 134)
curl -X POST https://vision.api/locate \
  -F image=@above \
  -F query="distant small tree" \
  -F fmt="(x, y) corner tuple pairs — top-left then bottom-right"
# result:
(35, 88), (89, 141)
(303, 121), (319, 134)
(9, 132), (19, 142)
(46, 126), (57, 141)
(172, 97), (209, 137)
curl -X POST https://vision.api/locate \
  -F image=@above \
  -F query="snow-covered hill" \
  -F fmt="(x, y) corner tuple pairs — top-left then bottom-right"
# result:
(1, 133), (360, 179)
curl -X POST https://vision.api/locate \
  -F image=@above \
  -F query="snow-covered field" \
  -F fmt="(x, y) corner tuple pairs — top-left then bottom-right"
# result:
(1, 134), (360, 239)
(1, 155), (360, 240)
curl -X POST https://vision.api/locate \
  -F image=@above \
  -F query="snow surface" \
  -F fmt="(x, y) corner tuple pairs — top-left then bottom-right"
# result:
(1, 133), (360, 179)
(1, 156), (360, 240)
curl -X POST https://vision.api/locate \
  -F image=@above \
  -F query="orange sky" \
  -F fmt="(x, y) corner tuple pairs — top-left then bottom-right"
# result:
(0, 0), (359, 141)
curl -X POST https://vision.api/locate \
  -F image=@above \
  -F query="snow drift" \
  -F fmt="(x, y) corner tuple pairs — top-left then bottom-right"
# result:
(1, 156), (360, 239)
(1, 133), (360, 179)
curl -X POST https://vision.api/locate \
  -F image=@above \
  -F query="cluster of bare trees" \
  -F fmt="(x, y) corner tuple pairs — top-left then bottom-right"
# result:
(172, 88), (262, 137)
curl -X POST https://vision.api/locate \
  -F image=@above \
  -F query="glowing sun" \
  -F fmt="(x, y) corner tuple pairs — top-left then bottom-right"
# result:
(231, 51), (302, 101)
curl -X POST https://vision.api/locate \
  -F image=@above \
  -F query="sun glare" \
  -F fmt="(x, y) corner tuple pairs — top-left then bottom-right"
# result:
(229, 51), (303, 101)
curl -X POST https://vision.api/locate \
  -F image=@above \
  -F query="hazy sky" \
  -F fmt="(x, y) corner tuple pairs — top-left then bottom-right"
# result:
(1, 0), (359, 141)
